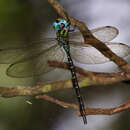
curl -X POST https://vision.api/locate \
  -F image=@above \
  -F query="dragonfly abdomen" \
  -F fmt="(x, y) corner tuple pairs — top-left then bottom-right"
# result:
(66, 50), (87, 124)
(59, 37), (87, 124)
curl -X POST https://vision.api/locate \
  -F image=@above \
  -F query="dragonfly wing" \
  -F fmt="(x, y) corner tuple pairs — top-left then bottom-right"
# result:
(70, 42), (130, 64)
(69, 26), (118, 43)
(7, 45), (65, 77)
(0, 47), (38, 64)
(91, 26), (119, 42)
(0, 38), (58, 64)
(69, 32), (84, 43)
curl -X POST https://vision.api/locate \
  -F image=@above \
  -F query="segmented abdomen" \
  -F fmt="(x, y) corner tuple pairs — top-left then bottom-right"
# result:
(59, 37), (87, 124)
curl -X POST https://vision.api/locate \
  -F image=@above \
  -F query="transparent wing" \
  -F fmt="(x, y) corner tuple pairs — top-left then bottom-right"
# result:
(6, 46), (65, 77)
(0, 38), (57, 64)
(0, 26), (118, 64)
(0, 26), (120, 78)
(69, 26), (118, 43)
(70, 42), (130, 64)
(91, 26), (119, 42)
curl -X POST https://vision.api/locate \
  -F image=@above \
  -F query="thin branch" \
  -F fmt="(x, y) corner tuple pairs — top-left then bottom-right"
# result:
(36, 95), (130, 116)
(79, 102), (130, 116)
(0, 61), (130, 97)
(0, 76), (90, 97)
(36, 95), (79, 110)
(48, 60), (130, 80)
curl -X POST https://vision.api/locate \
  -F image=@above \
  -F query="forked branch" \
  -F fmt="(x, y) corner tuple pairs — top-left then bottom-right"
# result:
(36, 95), (130, 116)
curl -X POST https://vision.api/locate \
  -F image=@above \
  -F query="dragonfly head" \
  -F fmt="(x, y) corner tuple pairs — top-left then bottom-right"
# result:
(53, 18), (68, 31)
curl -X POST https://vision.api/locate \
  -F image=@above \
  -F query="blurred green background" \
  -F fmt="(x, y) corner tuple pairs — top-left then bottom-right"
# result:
(0, 1), (58, 130)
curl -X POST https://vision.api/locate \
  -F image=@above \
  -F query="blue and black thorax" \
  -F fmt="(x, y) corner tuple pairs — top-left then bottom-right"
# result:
(53, 18), (69, 37)
(53, 18), (70, 52)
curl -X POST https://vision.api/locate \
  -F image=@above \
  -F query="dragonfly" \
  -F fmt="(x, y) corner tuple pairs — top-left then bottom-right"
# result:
(0, 19), (130, 123)
(53, 18), (87, 124)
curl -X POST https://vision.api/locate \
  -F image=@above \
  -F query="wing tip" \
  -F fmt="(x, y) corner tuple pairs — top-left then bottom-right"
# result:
(105, 25), (119, 35)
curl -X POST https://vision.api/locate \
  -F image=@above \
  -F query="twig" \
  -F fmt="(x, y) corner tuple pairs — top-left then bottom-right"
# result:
(36, 95), (79, 110)
(0, 61), (130, 98)
(79, 102), (130, 116)
(48, 60), (130, 80)
(0, 76), (91, 97)
(36, 95), (130, 116)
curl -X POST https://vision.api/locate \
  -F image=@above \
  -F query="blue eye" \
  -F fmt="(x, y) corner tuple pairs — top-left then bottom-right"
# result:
(53, 21), (60, 31)
(53, 18), (69, 31)
(59, 20), (68, 27)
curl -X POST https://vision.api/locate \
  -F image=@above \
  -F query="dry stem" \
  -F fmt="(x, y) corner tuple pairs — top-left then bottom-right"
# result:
(36, 95), (130, 116)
